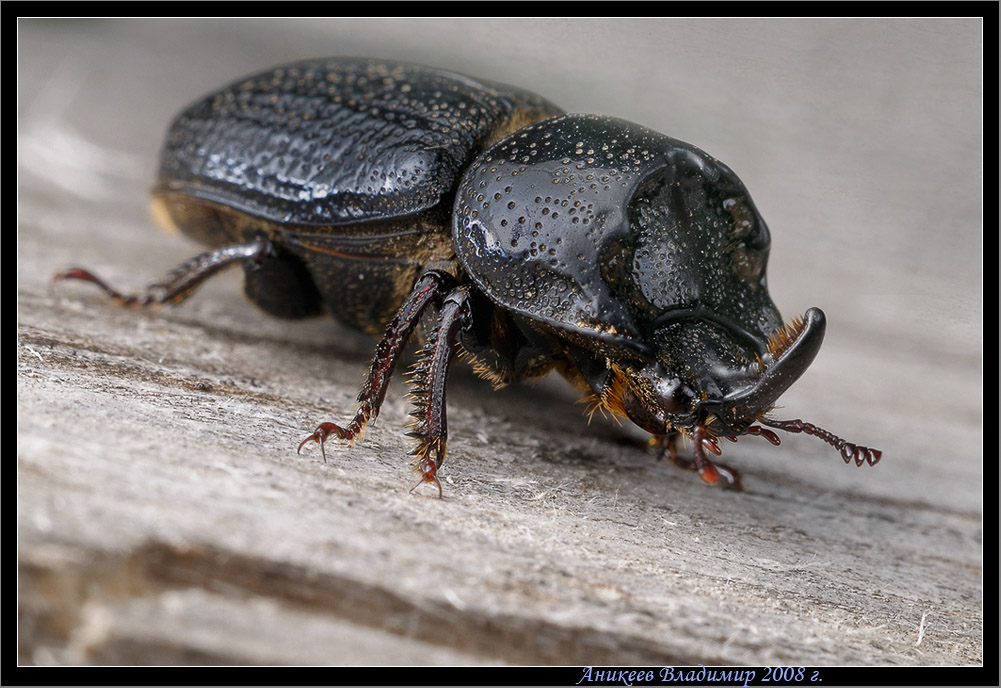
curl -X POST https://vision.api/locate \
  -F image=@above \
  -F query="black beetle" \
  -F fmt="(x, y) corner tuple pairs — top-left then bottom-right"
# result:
(55, 58), (880, 496)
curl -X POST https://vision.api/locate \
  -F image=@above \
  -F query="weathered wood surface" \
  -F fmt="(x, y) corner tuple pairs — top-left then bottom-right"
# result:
(17, 19), (983, 666)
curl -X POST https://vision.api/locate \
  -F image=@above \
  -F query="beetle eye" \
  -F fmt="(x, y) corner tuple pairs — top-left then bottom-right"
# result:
(721, 195), (769, 252)
(730, 244), (765, 285)
(657, 378), (696, 416)
(723, 197), (754, 241)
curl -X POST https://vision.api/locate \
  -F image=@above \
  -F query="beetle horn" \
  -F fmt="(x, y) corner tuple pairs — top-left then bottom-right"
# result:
(713, 307), (827, 419)
(739, 307), (882, 467)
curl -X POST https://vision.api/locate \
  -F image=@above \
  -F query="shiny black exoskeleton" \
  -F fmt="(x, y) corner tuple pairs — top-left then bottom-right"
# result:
(55, 58), (880, 495)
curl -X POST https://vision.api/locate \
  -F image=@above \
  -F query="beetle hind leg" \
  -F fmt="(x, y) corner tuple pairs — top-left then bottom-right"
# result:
(405, 286), (472, 498)
(53, 240), (278, 309)
(298, 271), (450, 462)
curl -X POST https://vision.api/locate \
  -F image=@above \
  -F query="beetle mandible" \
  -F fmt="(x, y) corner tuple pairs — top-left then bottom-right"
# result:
(54, 58), (880, 496)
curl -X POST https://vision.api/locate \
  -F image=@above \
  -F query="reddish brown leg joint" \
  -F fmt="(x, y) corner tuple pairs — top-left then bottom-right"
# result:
(656, 430), (742, 490)
(691, 425), (721, 486)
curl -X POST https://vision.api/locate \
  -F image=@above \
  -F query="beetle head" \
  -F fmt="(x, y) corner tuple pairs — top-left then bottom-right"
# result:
(589, 143), (811, 437)
(604, 306), (880, 482)
(609, 307), (826, 437)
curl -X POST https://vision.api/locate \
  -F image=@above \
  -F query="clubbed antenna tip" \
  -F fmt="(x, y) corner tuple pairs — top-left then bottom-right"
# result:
(760, 418), (881, 466)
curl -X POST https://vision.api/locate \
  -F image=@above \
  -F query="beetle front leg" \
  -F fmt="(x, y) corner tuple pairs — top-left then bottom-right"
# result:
(53, 240), (277, 308)
(406, 286), (472, 497)
(298, 271), (451, 460)
(654, 429), (743, 490)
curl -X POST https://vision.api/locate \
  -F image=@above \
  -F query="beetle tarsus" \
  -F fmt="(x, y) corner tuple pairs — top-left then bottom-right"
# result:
(297, 422), (355, 462)
(409, 459), (443, 499)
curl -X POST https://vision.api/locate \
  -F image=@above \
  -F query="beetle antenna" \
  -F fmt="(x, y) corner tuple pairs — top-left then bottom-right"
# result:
(760, 418), (881, 467)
